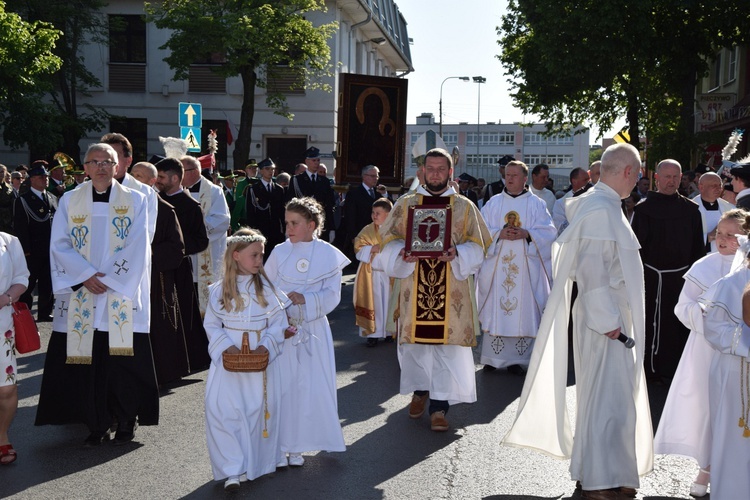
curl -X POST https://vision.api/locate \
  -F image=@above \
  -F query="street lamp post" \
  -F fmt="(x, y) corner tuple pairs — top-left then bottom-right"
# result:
(472, 76), (487, 170)
(439, 76), (469, 137)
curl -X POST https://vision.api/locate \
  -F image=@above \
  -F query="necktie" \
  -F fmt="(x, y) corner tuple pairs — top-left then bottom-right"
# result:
(312, 174), (316, 183)
(369, 188), (375, 198)
(42, 192), (49, 206)
(267, 183), (272, 193)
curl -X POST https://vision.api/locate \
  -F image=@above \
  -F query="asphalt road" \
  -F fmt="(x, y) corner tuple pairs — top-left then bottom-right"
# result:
(2, 274), (699, 499)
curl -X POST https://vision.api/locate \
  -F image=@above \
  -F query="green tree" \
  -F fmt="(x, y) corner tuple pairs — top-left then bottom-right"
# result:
(0, 1), (62, 153)
(499, 0), (750, 168)
(5, 0), (112, 159)
(146, 0), (336, 168)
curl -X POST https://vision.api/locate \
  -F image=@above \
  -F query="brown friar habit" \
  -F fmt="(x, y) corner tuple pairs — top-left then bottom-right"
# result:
(160, 190), (211, 372)
(149, 196), (190, 385)
(631, 191), (705, 380)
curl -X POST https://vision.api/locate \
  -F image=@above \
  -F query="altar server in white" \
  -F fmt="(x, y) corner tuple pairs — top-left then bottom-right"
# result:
(203, 228), (292, 491)
(701, 254), (750, 500)
(654, 209), (747, 497)
(265, 197), (349, 467)
(476, 160), (555, 373)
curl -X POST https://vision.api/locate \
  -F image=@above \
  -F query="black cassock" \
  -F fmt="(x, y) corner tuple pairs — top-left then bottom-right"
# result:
(149, 197), (190, 385)
(632, 191), (705, 380)
(160, 190), (211, 372)
(245, 181), (285, 259)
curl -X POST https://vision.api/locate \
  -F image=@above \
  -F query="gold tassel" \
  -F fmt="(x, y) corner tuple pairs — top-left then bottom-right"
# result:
(109, 347), (134, 356)
(262, 429), (269, 438)
(744, 427), (750, 438)
(741, 418), (746, 428)
(265, 410), (270, 420)
(66, 356), (93, 365)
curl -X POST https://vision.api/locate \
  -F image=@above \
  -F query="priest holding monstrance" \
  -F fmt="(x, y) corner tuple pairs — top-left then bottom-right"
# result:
(380, 148), (490, 432)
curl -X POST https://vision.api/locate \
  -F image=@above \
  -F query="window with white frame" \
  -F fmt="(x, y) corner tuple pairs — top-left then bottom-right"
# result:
(523, 132), (574, 145)
(523, 154), (574, 169)
(727, 46), (738, 83)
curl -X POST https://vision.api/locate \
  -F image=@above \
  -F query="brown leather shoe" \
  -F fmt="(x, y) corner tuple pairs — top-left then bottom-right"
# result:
(430, 410), (449, 432)
(408, 393), (429, 419)
(581, 489), (626, 500)
(618, 487), (636, 498)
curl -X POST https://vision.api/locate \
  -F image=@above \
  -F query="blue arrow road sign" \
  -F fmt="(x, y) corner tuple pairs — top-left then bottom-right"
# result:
(179, 102), (202, 128)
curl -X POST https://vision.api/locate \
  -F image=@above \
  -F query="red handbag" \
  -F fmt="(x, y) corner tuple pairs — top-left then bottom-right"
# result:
(12, 302), (40, 354)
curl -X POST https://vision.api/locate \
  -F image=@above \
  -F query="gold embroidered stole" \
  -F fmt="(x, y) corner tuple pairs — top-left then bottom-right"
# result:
(196, 180), (214, 315)
(66, 183), (135, 364)
(353, 223), (382, 335)
(410, 196), (451, 343)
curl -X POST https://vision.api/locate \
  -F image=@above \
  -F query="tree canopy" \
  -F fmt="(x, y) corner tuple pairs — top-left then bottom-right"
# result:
(146, 0), (337, 168)
(3, 0), (111, 158)
(498, 0), (750, 167)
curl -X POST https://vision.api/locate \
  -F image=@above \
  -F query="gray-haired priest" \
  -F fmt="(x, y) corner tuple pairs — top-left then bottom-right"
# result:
(35, 142), (158, 446)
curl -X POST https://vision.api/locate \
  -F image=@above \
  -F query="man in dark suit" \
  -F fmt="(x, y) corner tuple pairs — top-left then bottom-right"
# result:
(483, 155), (515, 204)
(13, 162), (57, 321)
(457, 173), (479, 206)
(730, 163), (750, 210)
(343, 165), (387, 260)
(285, 147), (336, 241)
(246, 158), (286, 259)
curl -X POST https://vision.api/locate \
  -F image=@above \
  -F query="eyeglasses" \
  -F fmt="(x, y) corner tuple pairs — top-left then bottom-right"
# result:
(183, 168), (200, 172)
(84, 160), (116, 168)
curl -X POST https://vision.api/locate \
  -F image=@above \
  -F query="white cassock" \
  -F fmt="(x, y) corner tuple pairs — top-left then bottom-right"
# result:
(265, 238), (349, 453)
(50, 183), (150, 333)
(701, 266), (750, 500)
(654, 251), (733, 466)
(355, 244), (390, 339)
(503, 183), (653, 491)
(693, 195), (733, 253)
(476, 190), (555, 368)
(188, 178), (230, 281)
(552, 190), (573, 232)
(380, 186), (486, 404)
(530, 185), (556, 215)
(203, 276), (290, 481)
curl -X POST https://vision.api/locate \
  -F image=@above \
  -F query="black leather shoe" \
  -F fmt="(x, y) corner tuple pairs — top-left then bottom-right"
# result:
(37, 315), (54, 323)
(366, 338), (378, 347)
(84, 430), (110, 447)
(113, 420), (138, 445)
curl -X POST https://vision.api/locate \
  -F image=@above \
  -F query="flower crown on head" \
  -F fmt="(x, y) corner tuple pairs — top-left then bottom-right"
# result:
(227, 233), (266, 245)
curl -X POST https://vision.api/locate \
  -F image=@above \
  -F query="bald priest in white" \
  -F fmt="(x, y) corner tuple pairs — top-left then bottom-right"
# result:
(503, 143), (653, 499)
(36, 142), (157, 446)
(476, 160), (556, 372)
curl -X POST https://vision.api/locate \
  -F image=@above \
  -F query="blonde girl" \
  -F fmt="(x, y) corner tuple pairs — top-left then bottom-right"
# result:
(203, 228), (292, 491)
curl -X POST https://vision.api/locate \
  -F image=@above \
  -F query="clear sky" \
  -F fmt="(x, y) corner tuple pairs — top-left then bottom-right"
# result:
(396, 0), (623, 145)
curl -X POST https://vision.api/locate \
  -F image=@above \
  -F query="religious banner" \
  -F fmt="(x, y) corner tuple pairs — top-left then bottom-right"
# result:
(335, 73), (408, 186)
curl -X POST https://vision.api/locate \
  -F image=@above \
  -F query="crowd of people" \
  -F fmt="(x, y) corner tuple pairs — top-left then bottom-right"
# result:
(0, 136), (749, 499)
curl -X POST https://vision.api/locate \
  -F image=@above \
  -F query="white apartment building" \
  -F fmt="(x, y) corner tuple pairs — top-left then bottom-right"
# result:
(0, 0), (413, 173)
(407, 113), (591, 189)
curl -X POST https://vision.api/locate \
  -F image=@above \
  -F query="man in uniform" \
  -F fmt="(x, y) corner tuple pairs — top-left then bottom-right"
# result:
(13, 162), (57, 321)
(245, 158), (285, 260)
(231, 160), (258, 231)
(380, 148), (491, 432)
(483, 155), (514, 204)
(286, 147), (336, 241)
